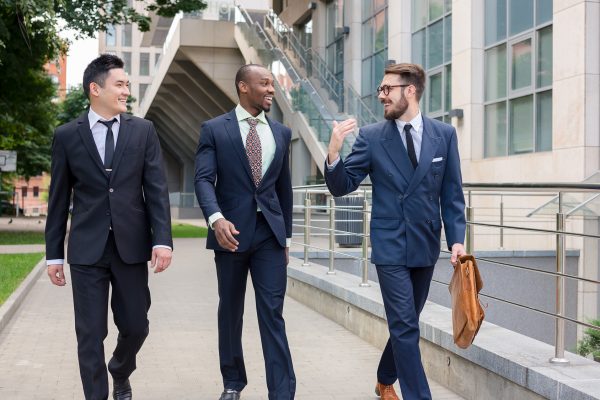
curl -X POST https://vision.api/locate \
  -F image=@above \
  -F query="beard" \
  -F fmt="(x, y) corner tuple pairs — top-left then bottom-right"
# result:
(383, 97), (409, 120)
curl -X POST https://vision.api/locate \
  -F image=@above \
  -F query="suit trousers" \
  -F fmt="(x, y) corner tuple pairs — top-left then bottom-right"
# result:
(375, 264), (435, 400)
(70, 232), (151, 400)
(214, 212), (296, 400)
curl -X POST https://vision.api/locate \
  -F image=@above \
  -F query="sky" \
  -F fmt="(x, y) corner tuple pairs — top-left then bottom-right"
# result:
(60, 29), (99, 90)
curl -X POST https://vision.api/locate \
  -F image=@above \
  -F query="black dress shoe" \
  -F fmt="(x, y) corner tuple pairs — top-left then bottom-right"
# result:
(219, 389), (240, 400)
(113, 379), (132, 400)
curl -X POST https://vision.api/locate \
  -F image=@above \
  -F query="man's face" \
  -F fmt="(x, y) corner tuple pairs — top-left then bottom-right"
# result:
(92, 68), (130, 116)
(239, 66), (275, 115)
(378, 74), (410, 121)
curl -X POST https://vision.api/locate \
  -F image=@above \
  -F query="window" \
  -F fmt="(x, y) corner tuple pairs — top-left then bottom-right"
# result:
(140, 53), (150, 76)
(105, 25), (116, 47)
(411, 0), (452, 121)
(122, 24), (132, 46)
(484, 0), (552, 157)
(325, 1), (345, 109)
(21, 187), (27, 198)
(33, 187), (39, 197)
(361, 0), (388, 115)
(122, 52), (131, 74)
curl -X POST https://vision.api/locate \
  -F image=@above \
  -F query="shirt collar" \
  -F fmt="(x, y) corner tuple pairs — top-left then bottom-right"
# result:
(235, 104), (267, 125)
(396, 111), (422, 134)
(88, 107), (121, 129)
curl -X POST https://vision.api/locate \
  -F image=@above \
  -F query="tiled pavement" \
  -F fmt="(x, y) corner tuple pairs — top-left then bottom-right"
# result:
(0, 238), (463, 399)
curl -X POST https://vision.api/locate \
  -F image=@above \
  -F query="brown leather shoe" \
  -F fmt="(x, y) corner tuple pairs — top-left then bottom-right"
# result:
(375, 382), (399, 400)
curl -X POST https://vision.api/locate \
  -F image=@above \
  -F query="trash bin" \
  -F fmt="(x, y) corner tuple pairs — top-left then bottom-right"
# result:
(334, 196), (364, 247)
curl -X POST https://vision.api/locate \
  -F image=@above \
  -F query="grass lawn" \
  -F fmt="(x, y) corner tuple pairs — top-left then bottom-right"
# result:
(0, 252), (45, 306)
(0, 231), (45, 245)
(171, 223), (208, 238)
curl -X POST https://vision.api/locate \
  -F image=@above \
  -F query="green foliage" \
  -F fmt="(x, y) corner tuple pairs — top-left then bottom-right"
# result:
(57, 85), (89, 125)
(171, 223), (208, 238)
(0, 252), (45, 305)
(578, 319), (600, 361)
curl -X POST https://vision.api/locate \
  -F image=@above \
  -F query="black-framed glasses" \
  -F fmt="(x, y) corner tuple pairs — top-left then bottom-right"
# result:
(376, 84), (410, 96)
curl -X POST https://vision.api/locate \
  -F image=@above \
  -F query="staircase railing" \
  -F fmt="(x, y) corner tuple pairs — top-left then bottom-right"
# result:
(263, 10), (379, 127)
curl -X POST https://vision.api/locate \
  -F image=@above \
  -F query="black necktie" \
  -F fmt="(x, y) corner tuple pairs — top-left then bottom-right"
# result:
(403, 123), (418, 169)
(99, 119), (117, 170)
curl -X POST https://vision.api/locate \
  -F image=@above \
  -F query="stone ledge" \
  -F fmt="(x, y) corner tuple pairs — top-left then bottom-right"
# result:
(0, 256), (46, 332)
(287, 259), (600, 400)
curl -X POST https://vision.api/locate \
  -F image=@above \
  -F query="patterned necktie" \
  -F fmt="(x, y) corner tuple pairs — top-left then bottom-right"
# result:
(245, 118), (262, 187)
(99, 118), (117, 170)
(404, 123), (418, 169)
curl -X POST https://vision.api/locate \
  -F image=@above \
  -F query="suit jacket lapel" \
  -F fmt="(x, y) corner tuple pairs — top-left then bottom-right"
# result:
(406, 116), (441, 196)
(224, 110), (255, 184)
(76, 111), (109, 177)
(260, 116), (283, 186)
(110, 113), (133, 178)
(381, 120), (413, 185)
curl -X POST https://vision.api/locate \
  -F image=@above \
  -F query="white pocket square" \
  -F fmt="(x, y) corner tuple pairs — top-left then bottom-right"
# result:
(432, 157), (444, 163)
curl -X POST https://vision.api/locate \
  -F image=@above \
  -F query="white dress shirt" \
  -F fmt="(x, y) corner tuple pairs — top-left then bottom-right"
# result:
(208, 104), (290, 247)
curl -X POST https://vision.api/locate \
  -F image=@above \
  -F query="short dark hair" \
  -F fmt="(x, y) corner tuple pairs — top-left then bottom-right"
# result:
(82, 54), (124, 99)
(234, 64), (265, 96)
(384, 63), (426, 101)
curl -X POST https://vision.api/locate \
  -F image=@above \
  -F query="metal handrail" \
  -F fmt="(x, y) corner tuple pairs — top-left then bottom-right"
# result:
(292, 183), (600, 364)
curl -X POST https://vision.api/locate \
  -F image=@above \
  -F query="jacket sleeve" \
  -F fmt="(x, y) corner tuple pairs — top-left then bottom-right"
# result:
(194, 122), (221, 223)
(142, 122), (173, 248)
(440, 127), (466, 250)
(44, 132), (73, 260)
(275, 128), (293, 239)
(324, 129), (371, 197)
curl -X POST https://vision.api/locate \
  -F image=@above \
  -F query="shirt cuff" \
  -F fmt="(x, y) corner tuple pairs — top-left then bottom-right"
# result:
(286, 238), (291, 248)
(327, 156), (340, 170)
(208, 212), (224, 229)
(47, 259), (64, 266)
(153, 245), (172, 251)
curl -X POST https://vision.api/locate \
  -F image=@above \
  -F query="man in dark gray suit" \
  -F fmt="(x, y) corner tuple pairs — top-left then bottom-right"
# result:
(45, 54), (173, 400)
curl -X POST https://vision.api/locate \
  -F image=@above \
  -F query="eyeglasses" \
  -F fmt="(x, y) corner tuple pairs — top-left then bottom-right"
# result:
(376, 84), (410, 96)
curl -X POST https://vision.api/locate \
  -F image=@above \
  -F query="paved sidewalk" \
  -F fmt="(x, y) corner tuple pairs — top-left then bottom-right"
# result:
(0, 244), (45, 254)
(0, 238), (462, 400)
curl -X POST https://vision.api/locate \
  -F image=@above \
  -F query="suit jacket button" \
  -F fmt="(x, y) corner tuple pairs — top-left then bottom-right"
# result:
(106, 211), (111, 216)
(109, 188), (114, 193)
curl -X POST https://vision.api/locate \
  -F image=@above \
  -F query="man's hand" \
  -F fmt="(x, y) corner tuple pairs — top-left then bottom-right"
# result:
(48, 265), (66, 286)
(213, 218), (240, 252)
(328, 118), (357, 164)
(450, 243), (467, 267)
(151, 247), (173, 273)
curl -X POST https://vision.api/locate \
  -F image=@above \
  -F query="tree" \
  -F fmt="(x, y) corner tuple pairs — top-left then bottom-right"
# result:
(0, 0), (207, 178)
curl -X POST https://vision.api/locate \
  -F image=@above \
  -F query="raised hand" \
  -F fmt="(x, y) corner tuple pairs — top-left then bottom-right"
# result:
(328, 118), (357, 164)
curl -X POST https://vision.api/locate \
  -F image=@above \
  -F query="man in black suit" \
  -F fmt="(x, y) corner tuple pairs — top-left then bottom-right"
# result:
(45, 54), (173, 400)
(195, 64), (295, 400)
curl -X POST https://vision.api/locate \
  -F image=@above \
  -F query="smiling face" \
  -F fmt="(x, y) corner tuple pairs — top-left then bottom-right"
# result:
(89, 68), (130, 118)
(238, 66), (275, 116)
(378, 74), (412, 121)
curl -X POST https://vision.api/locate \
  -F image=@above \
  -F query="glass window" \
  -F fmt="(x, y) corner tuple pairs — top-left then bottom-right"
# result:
(509, 0), (533, 36)
(106, 25), (116, 47)
(537, 26), (552, 88)
(509, 95), (534, 154)
(374, 10), (386, 53)
(444, 15), (452, 63)
(485, 0), (506, 46)
(536, 0), (552, 24)
(362, 1), (372, 17)
(122, 52), (131, 74)
(485, 102), (507, 157)
(122, 24), (132, 46)
(511, 39), (532, 90)
(427, 19), (443, 69)
(411, 29), (426, 67)
(412, 0), (428, 31)
(21, 186), (27, 198)
(33, 187), (39, 197)
(362, 18), (373, 58)
(362, 58), (372, 96)
(485, 44), (507, 101)
(428, 72), (443, 113)
(445, 0), (452, 12)
(429, 0), (444, 21)
(536, 90), (552, 151)
(445, 64), (452, 112)
(140, 53), (150, 76)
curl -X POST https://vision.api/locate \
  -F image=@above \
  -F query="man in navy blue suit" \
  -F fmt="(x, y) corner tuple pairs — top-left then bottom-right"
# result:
(325, 63), (466, 400)
(194, 64), (295, 400)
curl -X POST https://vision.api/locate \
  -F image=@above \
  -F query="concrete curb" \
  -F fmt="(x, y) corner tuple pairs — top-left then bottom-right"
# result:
(0, 255), (46, 333)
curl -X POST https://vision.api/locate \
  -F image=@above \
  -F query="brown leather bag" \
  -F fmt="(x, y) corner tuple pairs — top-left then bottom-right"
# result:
(448, 254), (485, 349)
